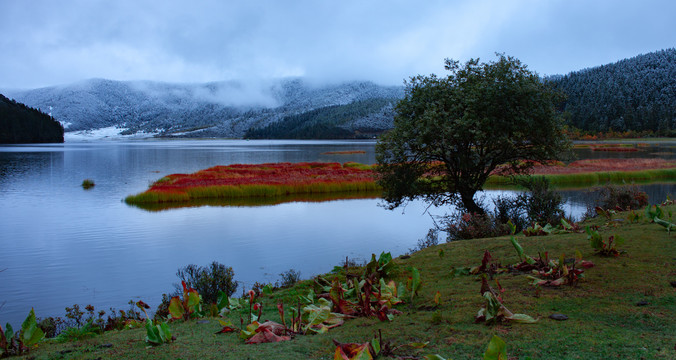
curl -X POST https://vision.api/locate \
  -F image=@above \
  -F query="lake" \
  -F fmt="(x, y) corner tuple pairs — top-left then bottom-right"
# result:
(0, 139), (674, 326)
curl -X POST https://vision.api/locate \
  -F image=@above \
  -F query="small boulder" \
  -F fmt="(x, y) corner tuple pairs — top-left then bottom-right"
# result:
(549, 313), (568, 321)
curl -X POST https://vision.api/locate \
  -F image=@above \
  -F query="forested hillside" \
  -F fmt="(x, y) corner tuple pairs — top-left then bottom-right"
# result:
(244, 98), (397, 139)
(551, 48), (675, 135)
(0, 93), (64, 143)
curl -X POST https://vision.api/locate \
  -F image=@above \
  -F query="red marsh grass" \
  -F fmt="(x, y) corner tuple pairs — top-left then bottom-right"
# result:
(125, 162), (380, 205)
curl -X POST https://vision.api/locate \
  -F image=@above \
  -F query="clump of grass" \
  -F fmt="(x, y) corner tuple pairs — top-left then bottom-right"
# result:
(54, 321), (101, 342)
(277, 269), (301, 288)
(81, 179), (95, 189)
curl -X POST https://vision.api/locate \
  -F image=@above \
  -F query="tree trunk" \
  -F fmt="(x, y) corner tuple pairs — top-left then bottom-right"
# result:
(460, 190), (485, 215)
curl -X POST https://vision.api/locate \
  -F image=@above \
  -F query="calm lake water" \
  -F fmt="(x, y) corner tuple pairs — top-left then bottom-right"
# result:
(0, 139), (674, 326)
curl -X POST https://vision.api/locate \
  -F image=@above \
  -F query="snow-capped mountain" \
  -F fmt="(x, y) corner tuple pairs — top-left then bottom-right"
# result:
(3, 78), (404, 138)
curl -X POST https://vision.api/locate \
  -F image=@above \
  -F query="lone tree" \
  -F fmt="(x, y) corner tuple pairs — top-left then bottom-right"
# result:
(376, 54), (569, 214)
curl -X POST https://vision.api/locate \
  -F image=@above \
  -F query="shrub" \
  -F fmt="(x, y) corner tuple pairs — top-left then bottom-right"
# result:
(492, 195), (527, 233)
(175, 262), (237, 305)
(409, 228), (441, 253)
(104, 301), (144, 331)
(443, 212), (507, 241)
(81, 179), (95, 189)
(516, 176), (565, 225)
(278, 269), (301, 288)
(594, 183), (649, 210)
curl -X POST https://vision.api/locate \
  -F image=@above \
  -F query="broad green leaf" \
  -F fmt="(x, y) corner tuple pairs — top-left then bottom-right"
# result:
(510, 235), (524, 261)
(158, 322), (172, 343)
(21, 308), (44, 346)
(407, 267), (422, 302)
(228, 297), (242, 310)
(145, 320), (162, 345)
(168, 296), (185, 319)
(483, 335), (507, 360)
(186, 289), (201, 312)
(505, 313), (538, 323)
(239, 321), (260, 340)
(217, 291), (229, 310)
(262, 284), (274, 295)
(5, 323), (14, 341)
(370, 338), (380, 356)
(377, 251), (394, 275)
(378, 279), (403, 307)
(560, 218), (572, 230)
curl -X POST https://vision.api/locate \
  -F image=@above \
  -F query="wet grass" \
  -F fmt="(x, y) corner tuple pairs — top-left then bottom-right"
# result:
(20, 205), (676, 359)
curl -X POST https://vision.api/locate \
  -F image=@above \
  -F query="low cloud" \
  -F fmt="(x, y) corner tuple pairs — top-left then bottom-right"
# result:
(1, 0), (674, 89)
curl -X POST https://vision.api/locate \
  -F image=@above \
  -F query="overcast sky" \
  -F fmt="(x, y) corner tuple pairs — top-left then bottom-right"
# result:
(1, 0), (674, 89)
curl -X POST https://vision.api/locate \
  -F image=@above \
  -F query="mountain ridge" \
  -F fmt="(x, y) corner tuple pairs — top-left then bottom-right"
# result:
(4, 78), (403, 138)
(4, 48), (675, 139)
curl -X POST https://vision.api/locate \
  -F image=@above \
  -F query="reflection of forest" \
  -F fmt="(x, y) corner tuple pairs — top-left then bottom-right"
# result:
(0, 151), (64, 180)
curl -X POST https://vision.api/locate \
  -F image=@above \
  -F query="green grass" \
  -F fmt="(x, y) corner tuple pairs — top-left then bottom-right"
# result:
(486, 168), (676, 188)
(19, 206), (676, 359)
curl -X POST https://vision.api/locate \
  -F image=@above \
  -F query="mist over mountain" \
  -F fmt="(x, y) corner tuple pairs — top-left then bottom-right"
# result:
(3, 48), (674, 139)
(4, 78), (403, 138)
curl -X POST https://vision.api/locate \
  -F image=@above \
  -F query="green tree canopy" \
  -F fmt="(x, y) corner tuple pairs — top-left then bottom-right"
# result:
(376, 54), (569, 214)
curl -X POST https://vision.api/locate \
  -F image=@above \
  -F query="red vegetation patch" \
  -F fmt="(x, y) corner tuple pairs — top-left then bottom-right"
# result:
(149, 162), (374, 191)
(528, 158), (676, 175)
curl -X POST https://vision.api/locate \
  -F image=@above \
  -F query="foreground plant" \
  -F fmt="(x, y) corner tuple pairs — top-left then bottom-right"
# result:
(333, 330), (428, 359)
(645, 204), (675, 233)
(586, 227), (625, 256)
(136, 301), (173, 346)
(54, 321), (100, 342)
(510, 234), (593, 287)
(0, 308), (45, 356)
(168, 281), (202, 320)
(475, 277), (537, 324)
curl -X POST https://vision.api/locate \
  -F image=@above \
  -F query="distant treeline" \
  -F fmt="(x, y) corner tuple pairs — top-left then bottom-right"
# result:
(244, 98), (395, 139)
(551, 48), (676, 136)
(0, 93), (64, 143)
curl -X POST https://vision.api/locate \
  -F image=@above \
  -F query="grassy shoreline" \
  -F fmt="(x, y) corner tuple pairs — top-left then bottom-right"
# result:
(12, 204), (676, 359)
